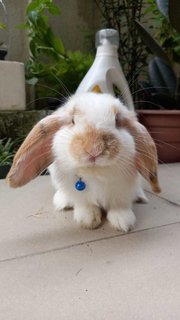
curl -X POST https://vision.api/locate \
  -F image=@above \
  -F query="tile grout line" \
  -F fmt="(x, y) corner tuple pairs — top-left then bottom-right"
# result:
(146, 190), (180, 207)
(0, 221), (180, 265)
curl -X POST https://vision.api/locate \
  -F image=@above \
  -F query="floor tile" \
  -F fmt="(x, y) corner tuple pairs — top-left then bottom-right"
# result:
(0, 223), (180, 320)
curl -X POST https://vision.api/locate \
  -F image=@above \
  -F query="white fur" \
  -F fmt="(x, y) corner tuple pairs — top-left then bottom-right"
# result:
(74, 204), (102, 229)
(134, 174), (149, 204)
(53, 190), (73, 210)
(107, 208), (136, 232)
(49, 92), (142, 232)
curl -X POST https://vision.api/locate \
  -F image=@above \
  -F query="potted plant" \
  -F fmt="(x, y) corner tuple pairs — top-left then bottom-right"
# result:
(0, 138), (15, 179)
(135, 0), (180, 163)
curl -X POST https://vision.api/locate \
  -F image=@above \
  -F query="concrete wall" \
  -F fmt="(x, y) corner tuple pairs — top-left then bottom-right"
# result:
(3, 0), (29, 62)
(52, 0), (101, 52)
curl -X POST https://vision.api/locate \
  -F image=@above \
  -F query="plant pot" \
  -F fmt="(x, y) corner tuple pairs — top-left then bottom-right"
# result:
(137, 110), (180, 163)
(0, 164), (10, 179)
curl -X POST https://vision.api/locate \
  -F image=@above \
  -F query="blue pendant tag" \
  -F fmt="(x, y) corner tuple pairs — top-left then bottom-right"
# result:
(75, 178), (86, 191)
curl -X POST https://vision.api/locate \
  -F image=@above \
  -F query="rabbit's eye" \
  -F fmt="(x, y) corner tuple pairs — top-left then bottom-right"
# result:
(72, 116), (75, 125)
(115, 113), (120, 127)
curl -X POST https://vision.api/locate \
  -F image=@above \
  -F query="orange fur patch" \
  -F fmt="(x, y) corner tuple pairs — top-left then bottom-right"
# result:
(112, 106), (118, 115)
(70, 126), (119, 162)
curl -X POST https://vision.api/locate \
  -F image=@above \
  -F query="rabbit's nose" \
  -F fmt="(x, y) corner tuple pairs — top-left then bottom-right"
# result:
(87, 150), (103, 162)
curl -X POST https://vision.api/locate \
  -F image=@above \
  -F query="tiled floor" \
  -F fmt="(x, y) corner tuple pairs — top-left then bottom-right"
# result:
(0, 163), (180, 319)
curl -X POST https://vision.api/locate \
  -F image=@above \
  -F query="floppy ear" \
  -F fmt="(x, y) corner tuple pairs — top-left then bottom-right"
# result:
(6, 114), (68, 188)
(121, 116), (161, 193)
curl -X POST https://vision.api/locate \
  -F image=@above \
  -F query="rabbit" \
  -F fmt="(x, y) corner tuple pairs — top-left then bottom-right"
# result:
(7, 92), (161, 232)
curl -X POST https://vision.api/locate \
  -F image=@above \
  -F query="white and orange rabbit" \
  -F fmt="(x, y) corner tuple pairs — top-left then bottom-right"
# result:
(7, 92), (161, 232)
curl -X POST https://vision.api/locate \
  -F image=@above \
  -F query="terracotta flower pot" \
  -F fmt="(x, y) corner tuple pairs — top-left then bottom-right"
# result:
(137, 110), (180, 163)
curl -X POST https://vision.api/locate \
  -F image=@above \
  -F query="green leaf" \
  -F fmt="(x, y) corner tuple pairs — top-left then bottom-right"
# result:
(53, 37), (65, 55)
(26, 0), (39, 14)
(48, 4), (61, 15)
(144, 7), (153, 16)
(45, 28), (65, 55)
(28, 10), (39, 24)
(0, 138), (14, 165)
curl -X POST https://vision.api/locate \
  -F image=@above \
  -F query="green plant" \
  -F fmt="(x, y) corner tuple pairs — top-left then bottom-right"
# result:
(23, 0), (94, 107)
(26, 50), (94, 102)
(136, 0), (180, 109)
(145, 0), (180, 63)
(0, 138), (15, 165)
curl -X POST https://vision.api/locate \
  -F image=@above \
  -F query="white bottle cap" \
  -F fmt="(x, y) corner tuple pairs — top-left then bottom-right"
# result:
(95, 29), (119, 48)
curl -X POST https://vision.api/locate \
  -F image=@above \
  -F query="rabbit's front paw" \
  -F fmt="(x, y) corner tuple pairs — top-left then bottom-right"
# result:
(53, 190), (72, 211)
(74, 205), (102, 229)
(107, 208), (136, 232)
